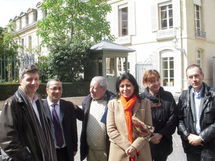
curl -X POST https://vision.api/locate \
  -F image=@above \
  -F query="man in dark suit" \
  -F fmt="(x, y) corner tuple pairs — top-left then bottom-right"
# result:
(43, 79), (81, 161)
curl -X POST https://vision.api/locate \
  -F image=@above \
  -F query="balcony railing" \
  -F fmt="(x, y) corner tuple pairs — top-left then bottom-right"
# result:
(195, 29), (206, 39)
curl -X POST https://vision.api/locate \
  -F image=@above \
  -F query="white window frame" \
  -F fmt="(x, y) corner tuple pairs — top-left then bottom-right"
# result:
(194, 4), (202, 31)
(196, 49), (204, 67)
(161, 53), (174, 87)
(118, 4), (128, 37)
(159, 3), (173, 30)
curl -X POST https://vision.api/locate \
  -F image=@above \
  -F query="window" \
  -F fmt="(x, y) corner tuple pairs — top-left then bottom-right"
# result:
(194, 5), (202, 31)
(21, 38), (24, 54)
(26, 15), (29, 25)
(28, 36), (32, 50)
(106, 58), (115, 77)
(159, 4), (173, 30)
(118, 4), (128, 36)
(162, 57), (174, 86)
(194, 4), (205, 38)
(117, 57), (128, 75)
(196, 49), (203, 67)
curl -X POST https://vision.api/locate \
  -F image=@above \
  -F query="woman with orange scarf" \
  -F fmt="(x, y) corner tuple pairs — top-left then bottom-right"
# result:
(107, 73), (152, 161)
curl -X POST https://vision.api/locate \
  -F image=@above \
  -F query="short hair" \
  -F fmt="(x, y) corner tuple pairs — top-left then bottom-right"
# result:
(143, 69), (160, 85)
(115, 72), (139, 97)
(19, 64), (39, 79)
(46, 78), (61, 88)
(186, 64), (203, 75)
(91, 76), (108, 88)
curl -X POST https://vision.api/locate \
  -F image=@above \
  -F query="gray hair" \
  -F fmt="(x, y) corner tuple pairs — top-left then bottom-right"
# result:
(91, 76), (108, 88)
(19, 64), (39, 79)
(46, 78), (61, 88)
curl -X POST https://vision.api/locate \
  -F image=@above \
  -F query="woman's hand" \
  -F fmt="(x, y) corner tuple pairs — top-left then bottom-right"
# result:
(150, 133), (163, 144)
(125, 146), (137, 159)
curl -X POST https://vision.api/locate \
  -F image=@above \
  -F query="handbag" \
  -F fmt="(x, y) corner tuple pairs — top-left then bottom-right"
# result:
(132, 115), (154, 140)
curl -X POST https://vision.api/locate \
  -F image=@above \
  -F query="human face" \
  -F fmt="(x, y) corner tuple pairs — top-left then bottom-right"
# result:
(46, 81), (62, 103)
(187, 67), (204, 92)
(146, 79), (160, 95)
(19, 72), (39, 98)
(90, 80), (106, 100)
(119, 79), (135, 98)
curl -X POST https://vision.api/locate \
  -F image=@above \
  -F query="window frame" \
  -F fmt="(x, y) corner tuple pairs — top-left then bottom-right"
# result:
(118, 4), (128, 37)
(159, 3), (173, 30)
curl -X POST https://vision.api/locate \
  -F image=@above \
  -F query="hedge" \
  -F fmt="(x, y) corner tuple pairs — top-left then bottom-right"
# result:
(0, 81), (90, 100)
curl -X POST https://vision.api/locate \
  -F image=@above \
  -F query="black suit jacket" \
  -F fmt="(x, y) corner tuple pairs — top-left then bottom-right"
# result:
(43, 99), (78, 161)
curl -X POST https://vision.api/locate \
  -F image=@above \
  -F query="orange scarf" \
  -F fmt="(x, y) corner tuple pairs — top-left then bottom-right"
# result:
(120, 95), (137, 143)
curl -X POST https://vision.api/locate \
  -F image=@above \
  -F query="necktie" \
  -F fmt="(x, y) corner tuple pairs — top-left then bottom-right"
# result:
(51, 104), (64, 147)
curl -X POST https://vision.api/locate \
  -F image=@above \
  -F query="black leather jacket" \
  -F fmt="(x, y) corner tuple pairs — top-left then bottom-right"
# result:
(178, 82), (215, 159)
(140, 87), (177, 158)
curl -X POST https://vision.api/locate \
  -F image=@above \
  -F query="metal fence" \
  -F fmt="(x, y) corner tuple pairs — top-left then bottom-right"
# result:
(0, 55), (35, 82)
(0, 56), (19, 82)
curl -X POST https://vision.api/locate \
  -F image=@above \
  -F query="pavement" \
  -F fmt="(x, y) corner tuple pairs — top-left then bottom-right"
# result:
(0, 96), (186, 161)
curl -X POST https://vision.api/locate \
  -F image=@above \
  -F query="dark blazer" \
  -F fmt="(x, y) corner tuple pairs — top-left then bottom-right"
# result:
(80, 90), (115, 161)
(43, 99), (78, 161)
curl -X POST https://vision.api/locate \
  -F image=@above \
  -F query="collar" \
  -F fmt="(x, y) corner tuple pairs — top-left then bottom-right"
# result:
(47, 97), (60, 107)
(191, 86), (204, 99)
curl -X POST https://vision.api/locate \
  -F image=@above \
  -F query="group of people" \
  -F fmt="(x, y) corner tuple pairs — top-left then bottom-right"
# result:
(0, 63), (215, 161)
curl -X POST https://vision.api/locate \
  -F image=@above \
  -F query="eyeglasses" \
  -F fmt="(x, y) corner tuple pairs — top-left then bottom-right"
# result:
(49, 87), (62, 91)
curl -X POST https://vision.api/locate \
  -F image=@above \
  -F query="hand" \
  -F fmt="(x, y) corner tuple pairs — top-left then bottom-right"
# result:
(125, 146), (137, 159)
(150, 133), (163, 144)
(187, 134), (203, 146)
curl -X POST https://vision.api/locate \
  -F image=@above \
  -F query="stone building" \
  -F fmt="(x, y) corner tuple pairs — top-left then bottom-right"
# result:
(10, 0), (215, 93)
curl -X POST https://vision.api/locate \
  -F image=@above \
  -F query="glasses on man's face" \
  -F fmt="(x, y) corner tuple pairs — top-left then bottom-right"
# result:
(49, 87), (62, 91)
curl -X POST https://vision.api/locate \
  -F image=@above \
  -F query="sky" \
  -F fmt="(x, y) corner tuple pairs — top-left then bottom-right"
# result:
(0, 0), (40, 27)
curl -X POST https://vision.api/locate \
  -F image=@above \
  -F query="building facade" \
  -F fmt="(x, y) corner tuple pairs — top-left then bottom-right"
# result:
(107, 0), (215, 93)
(11, 0), (215, 94)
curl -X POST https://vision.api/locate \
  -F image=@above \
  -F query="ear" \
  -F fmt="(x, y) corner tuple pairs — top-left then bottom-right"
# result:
(46, 88), (49, 94)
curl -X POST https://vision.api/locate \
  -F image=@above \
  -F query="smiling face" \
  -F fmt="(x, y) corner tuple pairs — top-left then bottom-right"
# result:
(119, 79), (135, 98)
(19, 72), (40, 98)
(187, 66), (204, 92)
(89, 80), (106, 100)
(46, 80), (62, 103)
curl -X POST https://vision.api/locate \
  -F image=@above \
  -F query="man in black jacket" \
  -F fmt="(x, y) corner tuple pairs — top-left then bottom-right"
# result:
(178, 64), (215, 161)
(80, 76), (115, 161)
(0, 64), (57, 161)
(43, 79), (83, 161)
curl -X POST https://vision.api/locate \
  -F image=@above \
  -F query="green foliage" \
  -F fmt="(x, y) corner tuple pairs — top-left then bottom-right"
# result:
(37, 0), (114, 81)
(48, 42), (90, 81)
(36, 56), (50, 82)
(0, 24), (19, 57)
(0, 81), (90, 100)
(37, 0), (113, 46)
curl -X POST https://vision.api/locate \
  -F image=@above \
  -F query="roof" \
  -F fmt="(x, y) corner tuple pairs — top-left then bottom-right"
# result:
(90, 40), (135, 52)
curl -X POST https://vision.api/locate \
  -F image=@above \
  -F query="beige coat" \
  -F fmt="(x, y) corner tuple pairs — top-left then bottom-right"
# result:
(107, 98), (152, 161)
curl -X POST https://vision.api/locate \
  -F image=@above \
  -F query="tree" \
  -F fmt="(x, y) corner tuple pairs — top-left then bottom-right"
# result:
(37, 0), (113, 81)
(0, 24), (19, 57)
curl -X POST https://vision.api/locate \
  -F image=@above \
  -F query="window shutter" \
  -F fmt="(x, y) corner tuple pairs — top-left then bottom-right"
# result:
(151, 3), (159, 32)
(173, 0), (181, 28)
(128, 1), (136, 35)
